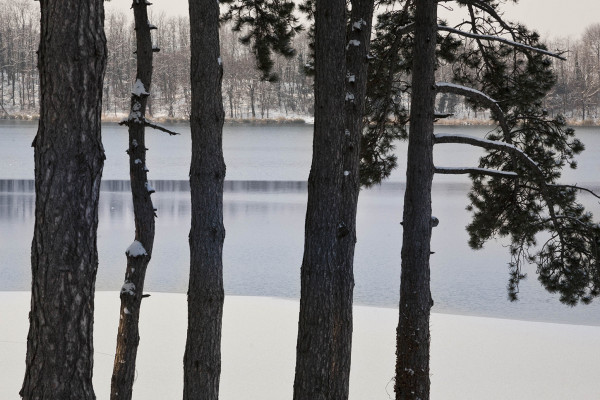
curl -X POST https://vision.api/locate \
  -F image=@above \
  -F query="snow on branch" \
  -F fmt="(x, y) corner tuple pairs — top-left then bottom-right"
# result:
(434, 133), (539, 170)
(433, 132), (566, 235)
(435, 82), (510, 137)
(437, 25), (567, 60)
(434, 112), (454, 120)
(434, 166), (518, 179)
(396, 22), (415, 36)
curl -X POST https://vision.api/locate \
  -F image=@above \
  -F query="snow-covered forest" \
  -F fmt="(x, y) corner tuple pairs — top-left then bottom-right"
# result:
(1, 0), (600, 123)
(0, 0), (314, 121)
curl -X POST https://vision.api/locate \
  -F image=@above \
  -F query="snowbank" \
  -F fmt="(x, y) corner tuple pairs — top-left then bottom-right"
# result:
(2, 292), (599, 399)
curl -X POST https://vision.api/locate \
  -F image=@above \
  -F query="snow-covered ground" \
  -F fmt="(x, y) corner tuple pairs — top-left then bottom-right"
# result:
(2, 292), (600, 399)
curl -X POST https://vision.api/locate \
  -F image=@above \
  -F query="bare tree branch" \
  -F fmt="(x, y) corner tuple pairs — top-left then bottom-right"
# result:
(119, 119), (180, 135)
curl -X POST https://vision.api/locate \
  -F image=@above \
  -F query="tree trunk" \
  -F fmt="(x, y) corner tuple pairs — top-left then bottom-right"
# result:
(395, 2), (437, 400)
(330, 1), (376, 399)
(249, 83), (256, 118)
(293, 0), (346, 399)
(110, 2), (155, 399)
(184, 0), (226, 399)
(20, 1), (107, 399)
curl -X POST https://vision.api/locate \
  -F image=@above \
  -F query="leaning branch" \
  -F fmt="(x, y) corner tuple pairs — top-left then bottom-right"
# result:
(435, 82), (510, 137)
(434, 132), (567, 246)
(550, 184), (600, 200)
(434, 133), (539, 171)
(119, 118), (180, 136)
(437, 25), (567, 60)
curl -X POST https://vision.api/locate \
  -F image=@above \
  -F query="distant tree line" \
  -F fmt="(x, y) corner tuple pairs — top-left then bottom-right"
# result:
(0, 2), (313, 120)
(2, 1), (598, 123)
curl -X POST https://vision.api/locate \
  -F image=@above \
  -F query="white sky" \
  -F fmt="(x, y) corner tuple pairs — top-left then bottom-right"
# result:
(106, 0), (599, 39)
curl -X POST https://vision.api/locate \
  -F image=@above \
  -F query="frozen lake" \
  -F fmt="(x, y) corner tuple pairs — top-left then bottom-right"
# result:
(1, 121), (600, 325)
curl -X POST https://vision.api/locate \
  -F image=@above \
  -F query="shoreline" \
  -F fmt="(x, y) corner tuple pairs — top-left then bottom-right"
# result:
(3, 292), (600, 399)
(2, 114), (600, 127)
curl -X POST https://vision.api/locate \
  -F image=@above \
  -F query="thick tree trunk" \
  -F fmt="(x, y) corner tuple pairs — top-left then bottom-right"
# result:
(20, 1), (107, 399)
(110, 2), (155, 399)
(293, 0), (346, 399)
(184, 1), (226, 399)
(330, 1), (376, 399)
(395, 2), (437, 400)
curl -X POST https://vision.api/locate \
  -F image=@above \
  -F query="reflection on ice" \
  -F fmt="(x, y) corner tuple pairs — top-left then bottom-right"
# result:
(2, 179), (600, 326)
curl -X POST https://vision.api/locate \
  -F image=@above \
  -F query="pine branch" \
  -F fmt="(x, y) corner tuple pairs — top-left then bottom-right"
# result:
(434, 133), (539, 170)
(550, 184), (600, 200)
(434, 132), (570, 262)
(451, 0), (518, 40)
(435, 82), (510, 136)
(434, 166), (518, 178)
(437, 25), (567, 60)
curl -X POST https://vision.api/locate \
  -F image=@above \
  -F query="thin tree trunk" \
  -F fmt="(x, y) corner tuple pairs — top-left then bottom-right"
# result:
(20, 1), (107, 399)
(184, 0), (226, 399)
(395, 1), (437, 399)
(249, 83), (256, 118)
(293, 0), (346, 399)
(110, 2), (155, 399)
(330, 1), (376, 398)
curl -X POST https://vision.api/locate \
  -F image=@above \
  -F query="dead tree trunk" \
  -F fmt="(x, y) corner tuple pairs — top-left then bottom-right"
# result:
(330, 1), (376, 399)
(293, 0), (347, 399)
(110, 2), (157, 399)
(183, 0), (226, 399)
(395, 1), (437, 399)
(20, 1), (107, 399)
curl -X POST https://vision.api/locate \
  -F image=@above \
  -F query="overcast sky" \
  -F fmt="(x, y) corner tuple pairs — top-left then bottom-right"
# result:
(106, 0), (599, 39)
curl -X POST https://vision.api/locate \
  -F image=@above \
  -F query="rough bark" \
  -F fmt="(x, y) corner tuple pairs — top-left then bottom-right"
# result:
(110, 2), (155, 399)
(293, 0), (347, 399)
(183, 1), (226, 399)
(330, 1), (376, 399)
(395, 1), (437, 399)
(20, 1), (107, 399)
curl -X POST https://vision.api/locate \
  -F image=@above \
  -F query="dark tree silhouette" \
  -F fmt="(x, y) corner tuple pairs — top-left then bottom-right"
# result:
(20, 0), (107, 398)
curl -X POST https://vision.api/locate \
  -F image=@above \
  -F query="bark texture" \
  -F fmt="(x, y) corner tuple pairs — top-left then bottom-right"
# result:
(184, 1), (226, 399)
(395, 1), (437, 399)
(293, 1), (347, 399)
(330, 1), (376, 399)
(110, 2), (155, 399)
(20, 1), (107, 399)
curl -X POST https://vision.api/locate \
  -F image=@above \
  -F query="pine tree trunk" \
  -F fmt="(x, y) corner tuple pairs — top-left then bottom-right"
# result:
(293, 0), (346, 399)
(110, 2), (155, 399)
(184, 1), (226, 399)
(330, 1), (376, 399)
(395, 2), (437, 400)
(20, 1), (107, 399)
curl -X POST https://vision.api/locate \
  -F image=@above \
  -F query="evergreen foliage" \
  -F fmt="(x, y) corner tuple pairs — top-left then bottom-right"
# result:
(367, 0), (600, 305)
(453, 18), (599, 305)
(221, 0), (302, 81)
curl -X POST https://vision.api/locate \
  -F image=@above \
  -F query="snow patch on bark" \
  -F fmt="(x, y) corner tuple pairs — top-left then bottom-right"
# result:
(126, 240), (148, 257)
(132, 79), (149, 97)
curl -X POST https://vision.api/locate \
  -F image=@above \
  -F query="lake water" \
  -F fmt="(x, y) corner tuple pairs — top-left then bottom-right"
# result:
(1, 121), (600, 325)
